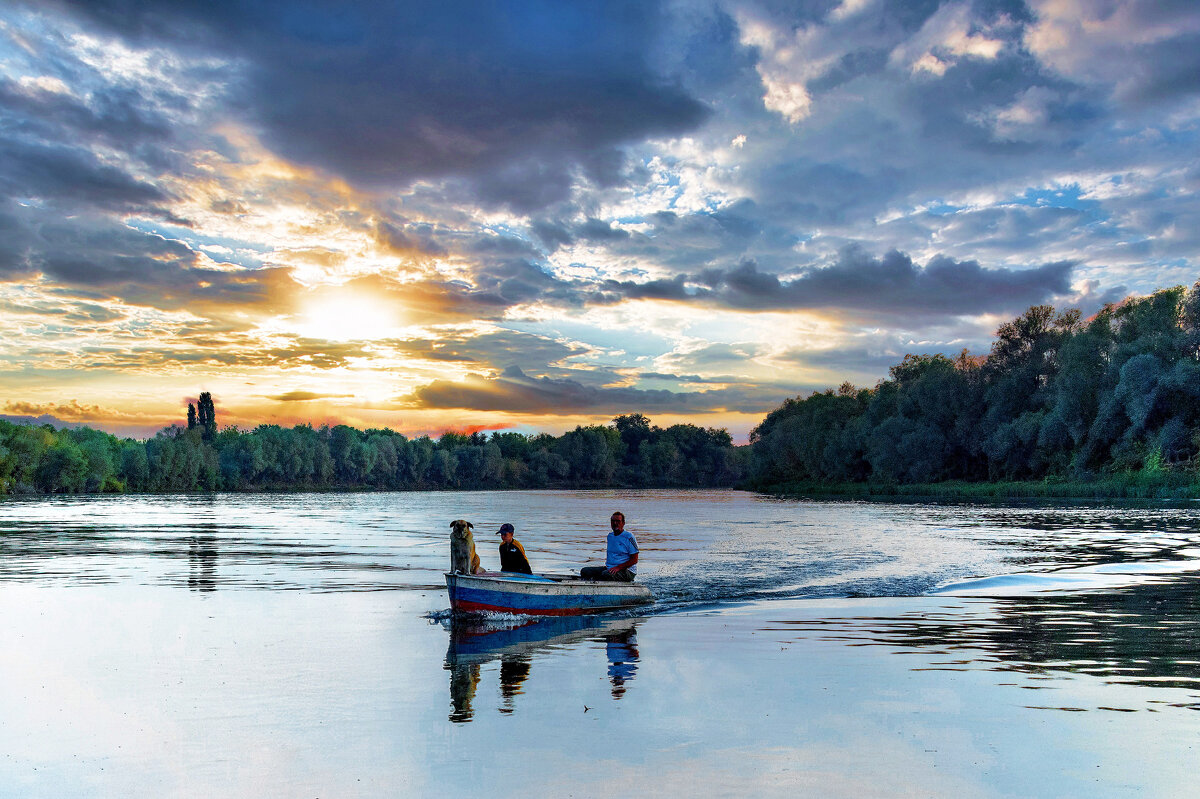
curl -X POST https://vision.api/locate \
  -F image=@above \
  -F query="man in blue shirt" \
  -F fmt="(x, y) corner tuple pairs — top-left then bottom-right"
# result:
(580, 511), (639, 582)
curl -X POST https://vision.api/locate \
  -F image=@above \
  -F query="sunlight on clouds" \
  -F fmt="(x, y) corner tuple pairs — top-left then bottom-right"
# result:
(169, 124), (434, 288)
(736, 12), (834, 124)
(588, 139), (744, 230)
(891, 2), (1006, 75)
(912, 53), (949, 77)
(6, 0), (1198, 443)
(15, 75), (72, 96)
(67, 27), (231, 112)
(1025, 0), (1200, 83)
(971, 87), (1058, 142)
(830, 0), (876, 22)
(761, 79), (813, 125)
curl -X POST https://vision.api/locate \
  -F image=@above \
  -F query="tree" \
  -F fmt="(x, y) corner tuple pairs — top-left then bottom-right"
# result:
(192, 392), (217, 441)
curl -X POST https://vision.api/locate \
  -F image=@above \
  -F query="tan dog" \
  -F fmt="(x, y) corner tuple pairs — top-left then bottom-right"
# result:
(449, 519), (482, 574)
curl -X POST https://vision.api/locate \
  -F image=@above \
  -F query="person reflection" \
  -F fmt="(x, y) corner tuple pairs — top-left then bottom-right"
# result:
(604, 625), (639, 699)
(188, 534), (217, 592)
(447, 662), (481, 723)
(498, 656), (532, 714)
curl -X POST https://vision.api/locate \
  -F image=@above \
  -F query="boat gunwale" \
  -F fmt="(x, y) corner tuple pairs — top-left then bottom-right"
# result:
(445, 570), (650, 595)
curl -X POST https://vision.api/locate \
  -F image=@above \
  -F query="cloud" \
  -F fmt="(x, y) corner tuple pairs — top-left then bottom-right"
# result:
(388, 329), (584, 372)
(1, 400), (170, 436)
(0, 199), (303, 316)
(1025, 0), (1200, 105)
(264, 391), (355, 402)
(605, 248), (1075, 317)
(399, 365), (784, 415)
(0, 135), (168, 212)
(3, 0), (1200, 438)
(41, 0), (710, 211)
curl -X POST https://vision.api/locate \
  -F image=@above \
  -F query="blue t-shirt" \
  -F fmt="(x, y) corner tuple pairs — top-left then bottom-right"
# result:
(606, 530), (639, 574)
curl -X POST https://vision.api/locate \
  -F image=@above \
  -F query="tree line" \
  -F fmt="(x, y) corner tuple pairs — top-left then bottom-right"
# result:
(749, 282), (1200, 487)
(0, 412), (745, 495)
(9, 280), (1200, 496)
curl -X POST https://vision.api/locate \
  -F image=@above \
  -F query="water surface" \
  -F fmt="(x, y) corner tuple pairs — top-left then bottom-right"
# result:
(2, 491), (1198, 796)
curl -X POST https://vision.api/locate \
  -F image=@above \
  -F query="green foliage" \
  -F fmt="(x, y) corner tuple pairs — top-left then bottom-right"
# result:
(750, 280), (1200, 490)
(0, 411), (744, 494)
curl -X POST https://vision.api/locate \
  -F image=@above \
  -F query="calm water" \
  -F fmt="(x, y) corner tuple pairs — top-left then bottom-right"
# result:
(2, 490), (1198, 797)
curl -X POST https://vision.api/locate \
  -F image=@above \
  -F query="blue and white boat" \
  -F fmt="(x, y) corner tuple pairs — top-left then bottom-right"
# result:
(445, 571), (652, 616)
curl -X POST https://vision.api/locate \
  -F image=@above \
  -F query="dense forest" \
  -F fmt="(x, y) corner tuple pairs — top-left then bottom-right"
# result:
(749, 283), (1200, 489)
(0, 408), (744, 495)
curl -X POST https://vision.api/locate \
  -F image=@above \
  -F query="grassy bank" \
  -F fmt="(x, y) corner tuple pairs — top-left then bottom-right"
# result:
(755, 472), (1200, 501)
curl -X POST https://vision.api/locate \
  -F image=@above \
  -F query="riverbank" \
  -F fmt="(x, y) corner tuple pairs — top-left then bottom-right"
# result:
(756, 473), (1200, 501)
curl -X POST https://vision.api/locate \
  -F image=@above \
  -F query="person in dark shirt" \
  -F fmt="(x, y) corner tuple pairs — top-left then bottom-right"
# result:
(496, 523), (532, 574)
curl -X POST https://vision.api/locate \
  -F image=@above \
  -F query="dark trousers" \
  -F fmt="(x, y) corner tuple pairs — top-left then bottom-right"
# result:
(580, 566), (635, 582)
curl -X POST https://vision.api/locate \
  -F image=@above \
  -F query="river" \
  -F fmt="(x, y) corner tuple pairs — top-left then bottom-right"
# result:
(1, 490), (1197, 796)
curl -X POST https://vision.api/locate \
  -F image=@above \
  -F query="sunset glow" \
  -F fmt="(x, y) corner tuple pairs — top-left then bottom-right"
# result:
(2, 1), (1198, 441)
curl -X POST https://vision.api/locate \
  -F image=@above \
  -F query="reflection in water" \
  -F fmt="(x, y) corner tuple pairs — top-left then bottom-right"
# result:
(188, 534), (217, 592)
(448, 662), (481, 723)
(764, 576), (1200, 705)
(605, 627), (638, 699)
(444, 615), (640, 722)
(499, 657), (531, 714)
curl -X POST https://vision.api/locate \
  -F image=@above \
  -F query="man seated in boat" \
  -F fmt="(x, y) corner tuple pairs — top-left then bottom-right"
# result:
(496, 523), (533, 574)
(580, 511), (638, 582)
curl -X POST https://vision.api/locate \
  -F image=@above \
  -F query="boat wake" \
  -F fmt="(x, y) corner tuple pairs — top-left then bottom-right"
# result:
(932, 557), (1200, 596)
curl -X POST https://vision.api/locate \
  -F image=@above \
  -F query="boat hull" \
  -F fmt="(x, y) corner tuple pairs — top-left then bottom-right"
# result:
(445, 572), (652, 616)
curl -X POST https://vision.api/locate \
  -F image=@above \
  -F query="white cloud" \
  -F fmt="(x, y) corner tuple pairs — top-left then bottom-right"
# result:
(735, 11), (840, 124)
(971, 86), (1059, 142)
(890, 2), (1006, 76)
(1026, 0), (1200, 84)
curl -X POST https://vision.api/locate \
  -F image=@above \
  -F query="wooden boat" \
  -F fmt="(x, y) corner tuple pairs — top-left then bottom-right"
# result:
(445, 571), (652, 616)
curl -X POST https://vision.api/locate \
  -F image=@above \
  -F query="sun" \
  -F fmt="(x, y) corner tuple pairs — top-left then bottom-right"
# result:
(297, 292), (398, 341)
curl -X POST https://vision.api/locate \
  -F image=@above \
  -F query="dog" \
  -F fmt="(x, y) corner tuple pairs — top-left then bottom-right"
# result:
(449, 519), (482, 575)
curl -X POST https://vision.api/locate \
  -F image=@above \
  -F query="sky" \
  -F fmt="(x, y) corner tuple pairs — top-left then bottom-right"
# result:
(2, 0), (1199, 441)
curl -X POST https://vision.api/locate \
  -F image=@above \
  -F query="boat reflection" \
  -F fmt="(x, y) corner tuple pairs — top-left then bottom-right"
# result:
(444, 615), (640, 723)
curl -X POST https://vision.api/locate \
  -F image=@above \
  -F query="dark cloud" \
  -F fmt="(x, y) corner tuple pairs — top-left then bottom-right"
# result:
(0, 135), (168, 211)
(779, 346), (939, 377)
(400, 365), (783, 414)
(605, 248), (1074, 317)
(389, 330), (582, 373)
(0, 77), (172, 149)
(1119, 32), (1200, 106)
(41, 0), (711, 211)
(0, 199), (301, 314)
(373, 220), (445, 258)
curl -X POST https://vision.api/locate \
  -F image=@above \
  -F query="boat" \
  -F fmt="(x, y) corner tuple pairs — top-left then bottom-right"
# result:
(445, 570), (652, 616)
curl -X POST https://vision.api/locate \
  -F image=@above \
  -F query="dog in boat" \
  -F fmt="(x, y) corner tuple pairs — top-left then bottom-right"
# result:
(449, 519), (483, 575)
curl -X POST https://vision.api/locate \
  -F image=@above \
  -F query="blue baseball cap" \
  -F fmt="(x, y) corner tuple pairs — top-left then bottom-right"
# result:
(496, 523), (515, 535)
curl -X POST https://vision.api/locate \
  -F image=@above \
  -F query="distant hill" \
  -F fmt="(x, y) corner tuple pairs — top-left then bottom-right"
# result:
(0, 414), (77, 429)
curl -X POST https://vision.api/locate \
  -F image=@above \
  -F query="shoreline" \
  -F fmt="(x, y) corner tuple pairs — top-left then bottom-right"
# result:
(754, 475), (1200, 501)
